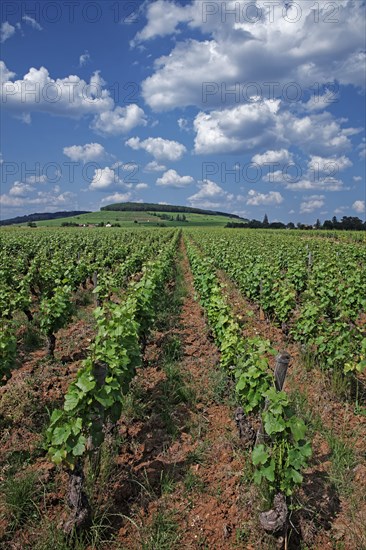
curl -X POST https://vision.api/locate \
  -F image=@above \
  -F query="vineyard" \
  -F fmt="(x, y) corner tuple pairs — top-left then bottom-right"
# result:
(0, 226), (365, 549)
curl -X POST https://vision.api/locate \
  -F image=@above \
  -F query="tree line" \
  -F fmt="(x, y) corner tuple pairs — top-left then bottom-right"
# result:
(226, 214), (366, 231)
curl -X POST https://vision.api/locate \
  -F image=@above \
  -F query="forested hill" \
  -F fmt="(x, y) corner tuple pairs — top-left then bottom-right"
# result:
(0, 211), (91, 226)
(101, 202), (245, 219)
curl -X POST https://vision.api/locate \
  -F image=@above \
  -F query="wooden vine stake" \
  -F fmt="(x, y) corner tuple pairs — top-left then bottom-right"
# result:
(92, 271), (101, 307)
(259, 279), (265, 321)
(257, 352), (291, 543)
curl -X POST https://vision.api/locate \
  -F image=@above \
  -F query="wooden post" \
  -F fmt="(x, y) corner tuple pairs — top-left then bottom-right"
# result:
(92, 271), (100, 307)
(308, 251), (312, 269)
(256, 352), (291, 446)
(259, 280), (265, 321)
(274, 352), (291, 391)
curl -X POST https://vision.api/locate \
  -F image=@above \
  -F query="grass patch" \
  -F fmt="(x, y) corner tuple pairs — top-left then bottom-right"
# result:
(161, 361), (195, 406)
(325, 431), (357, 496)
(289, 388), (357, 497)
(31, 520), (86, 550)
(183, 469), (206, 494)
(1, 472), (41, 532)
(163, 335), (183, 363)
(154, 251), (187, 332)
(299, 346), (318, 372)
(186, 441), (208, 466)
(0, 376), (39, 425)
(31, 510), (115, 550)
(140, 509), (180, 550)
(208, 367), (231, 404)
(329, 369), (351, 401)
(121, 381), (147, 422)
(160, 470), (177, 495)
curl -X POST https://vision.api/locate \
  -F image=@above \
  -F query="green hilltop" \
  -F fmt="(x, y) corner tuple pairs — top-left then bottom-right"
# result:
(3, 203), (247, 228)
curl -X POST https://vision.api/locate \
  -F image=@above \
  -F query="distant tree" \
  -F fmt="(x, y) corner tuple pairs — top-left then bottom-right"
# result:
(269, 222), (286, 229)
(340, 216), (364, 230)
(331, 215), (341, 229)
(315, 218), (321, 229)
(323, 219), (333, 230)
(248, 219), (263, 228)
(286, 222), (295, 229)
(263, 213), (269, 226)
(27, 222), (37, 227)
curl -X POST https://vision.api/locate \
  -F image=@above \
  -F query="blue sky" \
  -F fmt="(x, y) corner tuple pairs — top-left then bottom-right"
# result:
(1, 0), (365, 222)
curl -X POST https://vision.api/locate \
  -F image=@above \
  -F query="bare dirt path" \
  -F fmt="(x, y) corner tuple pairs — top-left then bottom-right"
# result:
(114, 241), (257, 549)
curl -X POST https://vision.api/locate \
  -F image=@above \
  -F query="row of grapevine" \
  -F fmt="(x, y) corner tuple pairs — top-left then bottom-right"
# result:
(46, 230), (179, 468)
(188, 228), (366, 376)
(185, 237), (311, 527)
(0, 228), (176, 382)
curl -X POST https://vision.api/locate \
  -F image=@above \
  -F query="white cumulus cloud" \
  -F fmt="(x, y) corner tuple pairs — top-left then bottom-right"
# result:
(194, 99), (281, 155)
(1, 64), (113, 118)
(8, 182), (35, 197)
(90, 167), (121, 191)
(0, 61), (15, 83)
(79, 50), (90, 67)
(1, 22), (16, 43)
(252, 149), (292, 166)
(125, 136), (186, 161)
(307, 155), (352, 173)
(22, 15), (42, 31)
(246, 190), (284, 206)
(188, 179), (234, 209)
(193, 100), (359, 156)
(135, 183), (149, 190)
(92, 104), (147, 135)
(63, 143), (106, 163)
(300, 195), (325, 214)
(138, 0), (366, 111)
(353, 200), (365, 214)
(100, 192), (132, 204)
(144, 161), (167, 172)
(156, 169), (193, 188)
